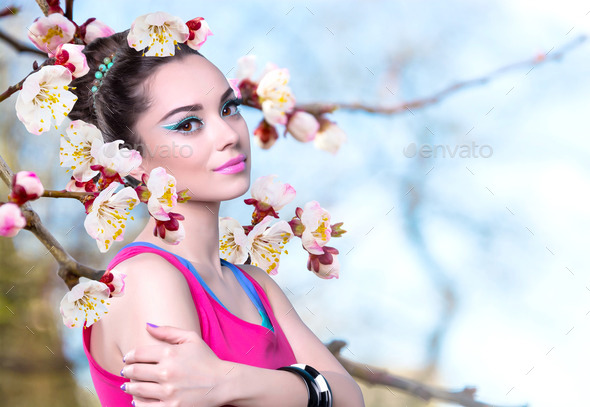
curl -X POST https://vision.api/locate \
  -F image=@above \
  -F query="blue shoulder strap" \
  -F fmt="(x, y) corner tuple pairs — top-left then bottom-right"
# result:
(119, 242), (268, 321)
(222, 260), (266, 312)
(223, 261), (274, 331)
(119, 241), (228, 310)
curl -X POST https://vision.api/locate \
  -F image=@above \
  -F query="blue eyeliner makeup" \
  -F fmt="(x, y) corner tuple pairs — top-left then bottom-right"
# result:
(160, 96), (243, 135)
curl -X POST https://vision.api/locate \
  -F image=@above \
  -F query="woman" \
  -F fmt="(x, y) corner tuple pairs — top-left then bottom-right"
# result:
(68, 27), (365, 407)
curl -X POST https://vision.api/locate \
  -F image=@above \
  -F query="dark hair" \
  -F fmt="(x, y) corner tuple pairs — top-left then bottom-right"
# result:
(68, 29), (205, 157)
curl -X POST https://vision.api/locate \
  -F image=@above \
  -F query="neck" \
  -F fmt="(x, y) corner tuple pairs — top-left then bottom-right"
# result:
(133, 200), (227, 281)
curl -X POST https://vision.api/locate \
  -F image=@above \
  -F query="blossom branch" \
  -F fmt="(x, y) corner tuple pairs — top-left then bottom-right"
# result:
(0, 153), (104, 289)
(34, 0), (49, 16)
(0, 29), (48, 57)
(64, 0), (74, 20)
(299, 34), (587, 116)
(21, 207), (104, 288)
(42, 189), (95, 201)
(326, 340), (527, 407)
(0, 57), (54, 103)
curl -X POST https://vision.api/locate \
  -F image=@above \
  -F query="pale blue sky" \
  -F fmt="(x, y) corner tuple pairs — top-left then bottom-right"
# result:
(3, 1), (589, 405)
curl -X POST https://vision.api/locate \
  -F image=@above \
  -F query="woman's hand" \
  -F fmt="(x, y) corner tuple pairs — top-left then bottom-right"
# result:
(121, 323), (233, 406)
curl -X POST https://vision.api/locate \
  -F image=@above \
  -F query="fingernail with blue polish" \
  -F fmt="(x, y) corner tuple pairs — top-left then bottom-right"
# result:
(120, 383), (126, 392)
(131, 401), (135, 406)
(120, 368), (124, 377)
(146, 322), (159, 328)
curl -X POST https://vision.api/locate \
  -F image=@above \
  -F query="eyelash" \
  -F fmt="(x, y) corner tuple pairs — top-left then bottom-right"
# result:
(164, 97), (243, 135)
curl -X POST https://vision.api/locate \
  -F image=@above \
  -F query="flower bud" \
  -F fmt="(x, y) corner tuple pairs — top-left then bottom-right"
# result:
(0, 203), (27, 237)
(286, 111), (319, 142)
(82, 18), (115, 44)
(313, 118), (347, 154)
(9, 171), (45, 205)
(253, 119), (279, 149)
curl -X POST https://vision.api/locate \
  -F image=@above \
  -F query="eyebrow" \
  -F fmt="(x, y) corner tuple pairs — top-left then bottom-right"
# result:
(158, 86), (235, 124)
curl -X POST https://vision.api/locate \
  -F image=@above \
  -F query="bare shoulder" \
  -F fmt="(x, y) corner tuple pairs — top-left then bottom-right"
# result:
(107, 251), (196, 311)
(101, 251), (201, 348)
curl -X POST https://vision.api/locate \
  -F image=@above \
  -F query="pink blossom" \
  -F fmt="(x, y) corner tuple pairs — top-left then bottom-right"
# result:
(54, 43), (90, 78)
(313, 118), (347, 154)
(82, 18), (115, 44)
(299, 201), (332, 255)
(145, 167), (178, 221)
(253, 119), (279, 149)
(250, 174), (296, 212)
(0, 203), (26, 237)
(228, 78), (242, 99)
(307, 246), (340, 279)
(153, 212), (185, 245)
(256, 68), (296, 126)
(59, 277), (111, 328)
(15, 65), (76, 135)
(99, 269), (126, 297)
(28, 13), (76, 56)
(286, 111), (320, 142)
(185, 17), (213, 51)
(128, 12), (189, 57)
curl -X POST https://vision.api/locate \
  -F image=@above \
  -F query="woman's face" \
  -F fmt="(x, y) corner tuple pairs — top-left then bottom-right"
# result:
(134, 54), (251, 203)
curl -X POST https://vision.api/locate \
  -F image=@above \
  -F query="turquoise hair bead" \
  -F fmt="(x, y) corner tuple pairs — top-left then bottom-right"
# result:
(107, 62), (113, 69)
(91, 85), (98, 92)
(98, 64), (106, 72)
(94, 71), (103, 79)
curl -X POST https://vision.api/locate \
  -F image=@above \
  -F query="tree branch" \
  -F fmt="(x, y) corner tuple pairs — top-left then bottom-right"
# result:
(299, 35), (587, 116)
(64, 0), (74, 20)
(0, 57), (54, 103)
(326, 340), (528, 407)
(0, 29), (48, 57)
(34, 0), (49, 16)
(0, 153), (104, 289)
(42, 189), (95, 201)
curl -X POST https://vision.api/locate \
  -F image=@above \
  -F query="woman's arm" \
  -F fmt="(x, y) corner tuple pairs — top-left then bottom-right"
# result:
(104, 253), (230, 406)
(121, 261), (365, 406)
(106, 253), (202, 355)
(229, 265), (366, 407)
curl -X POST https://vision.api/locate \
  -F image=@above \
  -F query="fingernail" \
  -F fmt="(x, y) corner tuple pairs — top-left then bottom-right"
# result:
(120, 383), (126, 392)
(146, 322), (159, 328)
(120, 368), (125, 377)
(131, 401), (135, 406)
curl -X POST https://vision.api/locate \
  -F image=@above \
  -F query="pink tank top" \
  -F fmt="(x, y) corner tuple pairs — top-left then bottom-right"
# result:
(82, 242), (297, 406)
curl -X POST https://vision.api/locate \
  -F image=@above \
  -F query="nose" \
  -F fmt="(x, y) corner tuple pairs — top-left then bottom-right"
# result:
(213, 114), (241, 150)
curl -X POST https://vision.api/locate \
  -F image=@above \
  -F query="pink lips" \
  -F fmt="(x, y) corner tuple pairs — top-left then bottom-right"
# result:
(214, 154), (247, 174)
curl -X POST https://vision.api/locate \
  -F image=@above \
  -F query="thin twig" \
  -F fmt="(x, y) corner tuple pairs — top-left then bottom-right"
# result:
(0, 153), (104, 289)
(34, 0), (49, 16)
(0, 57), (54, 103)
(42, 189), (95, 201)
(0, 29), (48, 56)
(326, 340), (528, 407)
(299, 35), (587, 116)
(64, 0), (73, 20)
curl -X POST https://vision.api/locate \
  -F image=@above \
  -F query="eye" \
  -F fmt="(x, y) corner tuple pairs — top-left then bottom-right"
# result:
(221, 97), (243, 117)
(170, 116), (203, 134)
